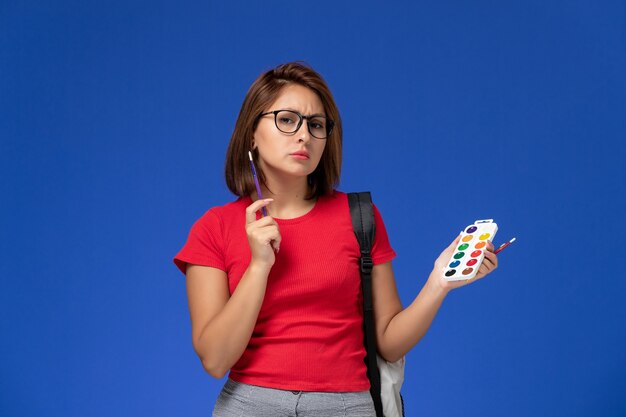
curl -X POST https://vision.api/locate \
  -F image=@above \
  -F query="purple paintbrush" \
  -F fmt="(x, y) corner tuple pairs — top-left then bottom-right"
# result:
(248, 151), (268, 217)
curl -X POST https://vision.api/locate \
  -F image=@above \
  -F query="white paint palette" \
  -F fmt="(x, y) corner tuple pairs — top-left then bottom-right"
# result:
(443, 219), (498, 281)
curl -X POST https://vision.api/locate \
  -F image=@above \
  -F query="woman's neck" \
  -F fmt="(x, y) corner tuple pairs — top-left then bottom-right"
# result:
(252, 177), (315, 219)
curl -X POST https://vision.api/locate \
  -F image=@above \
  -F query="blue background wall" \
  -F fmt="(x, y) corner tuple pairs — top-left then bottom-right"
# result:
(2, 1), (625, 416)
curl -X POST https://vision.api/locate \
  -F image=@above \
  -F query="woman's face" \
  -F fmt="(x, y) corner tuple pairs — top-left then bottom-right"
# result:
(253, 84), (327, 183)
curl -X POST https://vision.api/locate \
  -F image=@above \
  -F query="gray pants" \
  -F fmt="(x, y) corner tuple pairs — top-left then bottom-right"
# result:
(213, 379), (376, 417)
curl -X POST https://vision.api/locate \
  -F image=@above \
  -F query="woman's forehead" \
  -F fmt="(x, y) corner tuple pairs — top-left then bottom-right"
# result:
(270, 84), (324, 113)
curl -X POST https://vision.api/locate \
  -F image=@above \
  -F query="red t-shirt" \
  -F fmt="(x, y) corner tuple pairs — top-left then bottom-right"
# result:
(173, 190), (396, 392)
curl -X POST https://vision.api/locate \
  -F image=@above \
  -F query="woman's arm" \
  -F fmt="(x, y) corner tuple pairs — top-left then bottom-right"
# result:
(185, 198), (280, 378)
(373, 235), (498, 362)
(186, 262), (271, 378)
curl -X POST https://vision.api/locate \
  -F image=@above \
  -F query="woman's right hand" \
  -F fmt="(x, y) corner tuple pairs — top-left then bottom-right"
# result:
(245, 199), (281, 268)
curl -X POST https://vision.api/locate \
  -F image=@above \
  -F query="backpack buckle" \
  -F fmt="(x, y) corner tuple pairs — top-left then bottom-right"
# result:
(360, 255), (373, 273)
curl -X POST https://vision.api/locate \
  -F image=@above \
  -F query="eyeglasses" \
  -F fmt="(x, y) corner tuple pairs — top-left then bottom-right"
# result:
(258, 110), (334, 139)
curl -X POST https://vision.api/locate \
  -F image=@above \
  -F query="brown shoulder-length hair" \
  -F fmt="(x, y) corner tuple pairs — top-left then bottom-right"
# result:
(224, 62), (342, 200)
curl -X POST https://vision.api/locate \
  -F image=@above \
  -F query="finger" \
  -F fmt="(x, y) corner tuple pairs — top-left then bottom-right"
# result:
(477, 256), (498, 278)
(266, 226), (282, 253)
(254, 223), (281, 252)
(438, 234), (462, 265)
(484, 250), (498, 268)
(253, 216), (278, 228)
(439, 234), (463, 263)
(245, 217), (276, 239)
(245, 199), (274, 224)
(250, 227), (279, 250)
(481, 258), (495, 271)
(478, 262), (492, 277)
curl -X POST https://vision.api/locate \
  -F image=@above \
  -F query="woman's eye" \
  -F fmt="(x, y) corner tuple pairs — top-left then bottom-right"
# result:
(310, 120), (325, 130)
(279, 117), (296, 124)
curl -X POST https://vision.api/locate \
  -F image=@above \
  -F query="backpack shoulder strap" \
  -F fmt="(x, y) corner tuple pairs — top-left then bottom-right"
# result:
(347, 192), (384, 417)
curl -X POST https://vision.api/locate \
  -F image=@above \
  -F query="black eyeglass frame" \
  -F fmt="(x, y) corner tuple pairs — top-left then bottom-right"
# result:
(258, 110), (335, 139)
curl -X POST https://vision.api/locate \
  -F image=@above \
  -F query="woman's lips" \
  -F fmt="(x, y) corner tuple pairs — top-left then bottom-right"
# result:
(290, 152), (309, 160)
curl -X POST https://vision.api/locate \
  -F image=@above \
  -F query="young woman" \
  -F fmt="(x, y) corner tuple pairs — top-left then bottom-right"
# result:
(174, 62), (498, 417)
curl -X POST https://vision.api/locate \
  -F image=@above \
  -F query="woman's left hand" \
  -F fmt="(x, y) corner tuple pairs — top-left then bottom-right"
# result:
(429, 234), (499, 292)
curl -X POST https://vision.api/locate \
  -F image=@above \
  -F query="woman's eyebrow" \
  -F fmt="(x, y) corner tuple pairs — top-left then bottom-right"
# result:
(281, 107), (326, 117)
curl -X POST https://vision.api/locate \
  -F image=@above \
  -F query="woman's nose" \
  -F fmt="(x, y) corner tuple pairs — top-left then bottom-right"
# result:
(295, 120), (312, 142)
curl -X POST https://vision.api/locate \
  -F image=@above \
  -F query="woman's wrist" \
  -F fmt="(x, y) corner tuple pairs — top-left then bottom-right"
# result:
(426, 271), (451, 299)
(248, 259), (273, 276)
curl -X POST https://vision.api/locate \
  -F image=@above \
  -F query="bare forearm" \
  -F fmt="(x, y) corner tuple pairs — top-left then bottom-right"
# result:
(194, 262), (270, 377)
(380, 275), (449, 361)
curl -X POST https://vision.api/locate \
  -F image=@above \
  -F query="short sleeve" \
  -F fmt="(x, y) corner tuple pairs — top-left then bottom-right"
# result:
(173, 209), (226, 275)
(371, 204), (397, 265)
